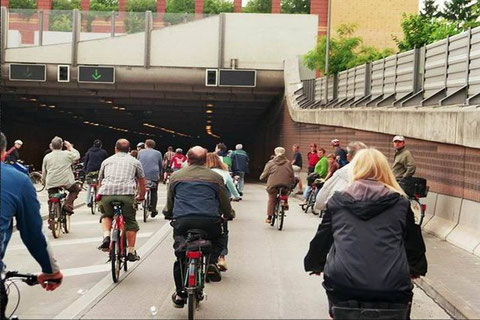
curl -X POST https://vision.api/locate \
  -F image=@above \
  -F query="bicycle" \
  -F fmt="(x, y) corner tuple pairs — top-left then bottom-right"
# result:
(1, 271), (61, 320)
(180, 229), (211, 320)
(109, 201), (128, 283)
(73, 163), (86, 191)
(142, 181), (155, 222)
(26, 165), (45, 193)
(398, 177), (429, 226)
(270, 186), (291, 231)
(47, 188), (71, 239)
(301, 179), (324, 216)
(88, 182), (98, 215)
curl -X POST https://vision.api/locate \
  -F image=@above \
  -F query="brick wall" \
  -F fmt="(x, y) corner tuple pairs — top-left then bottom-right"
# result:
(310, 0), (327, 36)
(271, 0), (280, 13)
(263, 100), (480, 203)
(234, 0), (241, 13)
(1, 0), (9, 7)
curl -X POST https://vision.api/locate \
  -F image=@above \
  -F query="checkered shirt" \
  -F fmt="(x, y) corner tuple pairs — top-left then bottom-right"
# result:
(98, 152), (145, 195)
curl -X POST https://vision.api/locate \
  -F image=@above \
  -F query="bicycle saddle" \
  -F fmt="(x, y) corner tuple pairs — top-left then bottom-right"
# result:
(186, 229), (208, 239)
(111, 201), (124, 207)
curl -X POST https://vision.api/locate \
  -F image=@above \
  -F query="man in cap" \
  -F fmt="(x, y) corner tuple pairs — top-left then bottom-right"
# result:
(260, 147), (295, 224)
(392, 135), (416, 179)
(4, 139), (23, 163)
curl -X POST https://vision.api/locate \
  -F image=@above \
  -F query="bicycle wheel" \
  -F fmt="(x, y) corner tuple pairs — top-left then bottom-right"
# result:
(63, 210), (71, 234)
(90, 187), (96, 215)
(188, 292), (196, 320)
(122, 231), (128, 272)
(110, 232), (121, 283)
(50, 203), (62, 239)
(143, 191), (150, 222)
(30, 172), (45, 192)
(277, 206), (285, 231)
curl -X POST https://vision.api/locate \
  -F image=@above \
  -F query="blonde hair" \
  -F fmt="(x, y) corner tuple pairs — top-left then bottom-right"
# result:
(206, 152), (228, 171)
(351, 148), (406, 196)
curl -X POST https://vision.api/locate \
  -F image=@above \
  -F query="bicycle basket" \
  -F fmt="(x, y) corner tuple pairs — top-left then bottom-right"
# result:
(399, 177), (428, 198)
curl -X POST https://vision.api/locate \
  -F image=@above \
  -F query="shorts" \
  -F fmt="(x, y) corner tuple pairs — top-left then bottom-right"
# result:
(99, 195), (139, 232)
(292, 165), (301, 178)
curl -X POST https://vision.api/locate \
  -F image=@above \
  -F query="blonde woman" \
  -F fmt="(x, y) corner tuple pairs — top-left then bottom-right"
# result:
(304, 148), (427, 319)
(206, 153), (239, 271)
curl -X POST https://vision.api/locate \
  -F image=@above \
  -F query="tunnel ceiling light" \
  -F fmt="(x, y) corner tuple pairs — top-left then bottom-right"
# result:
(39, 103), (47, 107)
(118, 107), (126, 111)
(48, 105), (56, 109)
(206, 110), (213, 114)
(105, 100), (113, 104)
(29, 98), (37, 102)
(112, 106), (119, 110)
(206, 120), (212, 124)
(84, 121), (90, 124)
(206, 103), (214, 107)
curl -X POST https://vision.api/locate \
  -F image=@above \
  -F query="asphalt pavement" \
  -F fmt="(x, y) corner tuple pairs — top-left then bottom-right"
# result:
(3, 183), (451, 319)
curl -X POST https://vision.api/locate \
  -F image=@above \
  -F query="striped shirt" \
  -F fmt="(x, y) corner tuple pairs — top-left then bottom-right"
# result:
(98, 152), (145, 195)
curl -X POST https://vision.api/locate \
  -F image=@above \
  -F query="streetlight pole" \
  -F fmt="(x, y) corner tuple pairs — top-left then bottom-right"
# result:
(324, 0), (332, 104)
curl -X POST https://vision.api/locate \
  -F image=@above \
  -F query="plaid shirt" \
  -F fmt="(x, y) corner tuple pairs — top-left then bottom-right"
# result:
(98, 152), (145, 195)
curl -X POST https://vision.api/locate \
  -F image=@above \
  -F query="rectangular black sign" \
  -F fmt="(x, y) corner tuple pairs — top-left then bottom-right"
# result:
(219, 69), (256, 87)
(78, 66), (115, 84)
(9, 64), (46, 82)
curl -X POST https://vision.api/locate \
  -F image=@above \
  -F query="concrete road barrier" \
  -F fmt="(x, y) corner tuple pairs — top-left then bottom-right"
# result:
(447, 199), (480, 254)
(423, 194), (461, 240)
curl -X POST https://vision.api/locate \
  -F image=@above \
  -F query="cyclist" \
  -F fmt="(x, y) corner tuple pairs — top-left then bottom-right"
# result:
(137, 142), (145, 152)
(304, 148), (427, 319)
(138, 139), (163, 217)
(0, 132), (63, 319)
(162, 146), (175, 182)
(206, 152), (241, 271)
(42, 137), (81, 214)
(315, 141), (367, 212)
(331, 139), (348, 168)
(230, 144), (249, 196)
(97, 139), (146, 262)
(259, 147), (295, 224)
(392, 135), (416, 179)
(84, 139), (108, 208)
(301, 148), (328, 205)
(4, 139), (23, 164)
(170, 148), (187, 172)
(163, 146), (233, 308)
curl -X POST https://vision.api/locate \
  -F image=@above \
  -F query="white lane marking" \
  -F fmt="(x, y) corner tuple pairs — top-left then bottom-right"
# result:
(62, 264), (110, 277)
(54, 222), (172, 319)
(8, 233), (153, 250)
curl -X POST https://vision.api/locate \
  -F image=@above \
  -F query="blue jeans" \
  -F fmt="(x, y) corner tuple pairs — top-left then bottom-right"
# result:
(236, 172), (245, 192)
(303, 186), (319, 203)
(85, 184), (92, 205)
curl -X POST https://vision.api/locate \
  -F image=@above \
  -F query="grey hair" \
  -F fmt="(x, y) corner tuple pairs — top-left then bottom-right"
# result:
(0, 132), (7, 151)
(51, 136), (63, 150)
(346, 141), (368, 159)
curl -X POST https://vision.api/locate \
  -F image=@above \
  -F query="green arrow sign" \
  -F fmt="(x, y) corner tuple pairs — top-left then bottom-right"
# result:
(9, 64), (46, 82)
(92, 69), (102, 80)
(23, 67), (33, 78)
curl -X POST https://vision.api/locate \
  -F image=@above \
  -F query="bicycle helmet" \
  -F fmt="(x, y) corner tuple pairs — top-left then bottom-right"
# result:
(175, 148), (183, 153)
(331, 139), (340, 146)
(137, 142), (145, 149)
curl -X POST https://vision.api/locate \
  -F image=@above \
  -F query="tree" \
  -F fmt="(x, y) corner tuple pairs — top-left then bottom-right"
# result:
(243, 0), (270, 13)
(304, 24), (393, 74)
(204, 0), (234, 14)
(420, 0), (439, 19)
(166, 0), (195, 12)
(90, 0), (119, 11)
(441, 0), (479, 26)
(126, 0), (156, 11)
(52, 0), (81, 10)
(281, 0), (309, 14)
(394, 13), (460, 52)
(9, 0), (37, 9)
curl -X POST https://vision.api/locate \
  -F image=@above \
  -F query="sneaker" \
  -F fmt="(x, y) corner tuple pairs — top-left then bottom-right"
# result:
(284, 203), (290, 211)
(127, 251), (140, 262)
(239, 192), (243, 196)
(151, 210), (158, 218)
(63, 205), (74, 214)
(98, 236), (110, 251)
(265, 217), (272, 224)
(217, 256), (228, 272)
(87, 203), (92, 208)
(206, 264), (222, 282)
(172, 292), (186, 308)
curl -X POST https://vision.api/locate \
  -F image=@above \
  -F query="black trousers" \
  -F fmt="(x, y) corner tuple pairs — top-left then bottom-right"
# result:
(150, 186), (158, 212)
(0, 279), (7, 320)
(171, 217), (224, 294)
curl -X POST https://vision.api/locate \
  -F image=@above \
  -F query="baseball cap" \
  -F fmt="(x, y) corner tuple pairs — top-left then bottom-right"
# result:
(274, 147), (285, 156)
(392, 135), (405, 142)
(14, 140), (23, 145)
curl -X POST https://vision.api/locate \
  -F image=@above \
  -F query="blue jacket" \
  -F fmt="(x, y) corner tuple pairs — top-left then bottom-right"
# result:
(163, 164), (233, 220)
(84, 147), (109, 173)
(0, 163), (59, 274)
(231, 150), (249, 173)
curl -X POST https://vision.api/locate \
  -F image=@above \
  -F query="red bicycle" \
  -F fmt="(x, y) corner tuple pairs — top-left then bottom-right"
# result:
(109, 201), (128, 283)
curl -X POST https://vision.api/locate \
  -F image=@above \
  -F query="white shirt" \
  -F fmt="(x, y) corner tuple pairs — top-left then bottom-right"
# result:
(314, 163), (352, 211)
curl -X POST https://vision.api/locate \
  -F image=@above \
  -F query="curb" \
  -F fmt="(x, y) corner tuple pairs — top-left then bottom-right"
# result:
(414, 275), (479, 319)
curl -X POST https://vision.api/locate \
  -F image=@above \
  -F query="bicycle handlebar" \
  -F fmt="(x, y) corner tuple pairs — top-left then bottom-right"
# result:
(4, 271), (62, 286)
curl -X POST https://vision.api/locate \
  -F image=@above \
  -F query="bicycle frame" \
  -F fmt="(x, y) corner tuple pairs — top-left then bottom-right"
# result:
(111, 207), (126, 253)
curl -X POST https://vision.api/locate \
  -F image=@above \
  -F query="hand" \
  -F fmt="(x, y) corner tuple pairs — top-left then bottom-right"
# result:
(38, 271), (63, 291)
(64, 141), (72, 150)
(135, 195), (145, 202)
(410, 275), (420, 280)
(309, 271), (322, 276)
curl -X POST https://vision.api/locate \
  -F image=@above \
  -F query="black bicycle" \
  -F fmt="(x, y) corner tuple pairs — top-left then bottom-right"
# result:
(301, 179), (324, 215)
(47, 188), (71, 239)
(270, 186), (290, 231)
(180, 229), (211, 320)
(1, 271), (61, 320)
(142, 181), (155, 222)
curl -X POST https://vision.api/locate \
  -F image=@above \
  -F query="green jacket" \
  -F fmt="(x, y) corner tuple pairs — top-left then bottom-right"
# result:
(392, 147), (416, 179)
(314, 156), (328, 179)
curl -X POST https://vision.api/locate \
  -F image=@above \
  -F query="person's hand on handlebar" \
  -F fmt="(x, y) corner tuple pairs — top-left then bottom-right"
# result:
(38, 271), (63, 291)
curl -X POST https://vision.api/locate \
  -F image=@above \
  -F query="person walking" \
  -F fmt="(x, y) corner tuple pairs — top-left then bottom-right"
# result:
(291, 144), (303, 194)
(230, 144), (249, 196)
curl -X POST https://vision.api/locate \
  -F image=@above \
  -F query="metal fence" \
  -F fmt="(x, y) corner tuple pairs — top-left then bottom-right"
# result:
(297, 26), (480, 109)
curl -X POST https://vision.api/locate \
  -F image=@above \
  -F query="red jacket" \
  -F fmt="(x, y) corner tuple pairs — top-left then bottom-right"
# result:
(307, 152), (319, 168)
(170, 154), (187, 169)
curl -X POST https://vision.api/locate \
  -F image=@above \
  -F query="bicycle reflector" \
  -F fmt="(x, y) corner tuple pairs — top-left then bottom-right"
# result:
(186, 251), (201, 259)
(188, 271), (196, 286)
(421, 204), (427, 212)
(280, 195), (288, 201)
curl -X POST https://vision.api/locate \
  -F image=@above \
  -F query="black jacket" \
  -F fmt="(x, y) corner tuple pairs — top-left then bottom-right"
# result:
(304, 180), (427, 296)
(84, 147), (109, 173)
